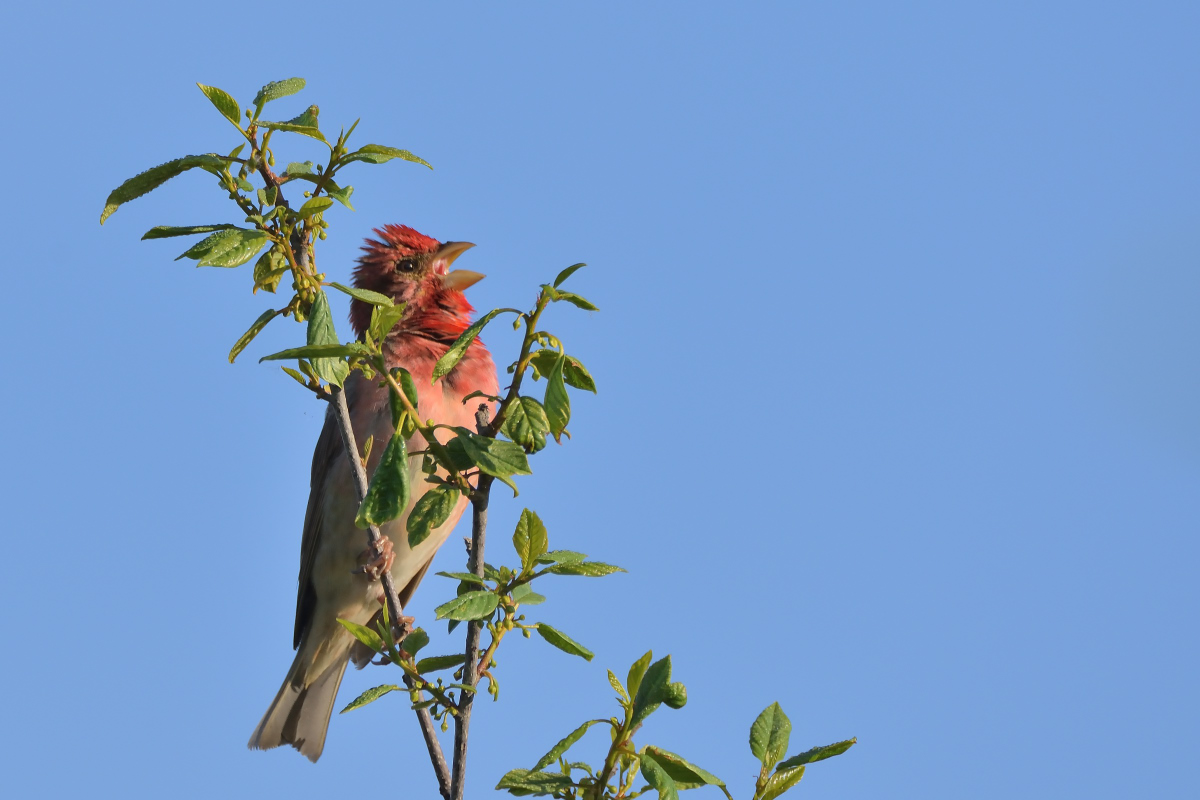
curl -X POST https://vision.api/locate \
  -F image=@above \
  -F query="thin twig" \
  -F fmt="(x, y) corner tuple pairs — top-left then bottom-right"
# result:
(451, 406), (495, 800)
(328, 385), (452, 800)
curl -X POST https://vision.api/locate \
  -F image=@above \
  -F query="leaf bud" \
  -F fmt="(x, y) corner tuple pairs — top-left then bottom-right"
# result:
(268, 153), (275, 166)
(664, 682), (687, 709)
(319, 230), (327, 240)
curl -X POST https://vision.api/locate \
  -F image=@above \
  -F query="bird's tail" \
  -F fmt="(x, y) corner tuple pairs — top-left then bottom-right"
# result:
(248, 636), (350, 762)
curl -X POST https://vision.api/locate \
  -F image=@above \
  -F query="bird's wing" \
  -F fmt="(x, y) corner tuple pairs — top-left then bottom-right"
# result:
(294, 401), (342, 649)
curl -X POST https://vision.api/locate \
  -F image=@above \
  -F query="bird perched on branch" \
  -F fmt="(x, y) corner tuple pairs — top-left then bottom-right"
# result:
(249, 225), (497, 761)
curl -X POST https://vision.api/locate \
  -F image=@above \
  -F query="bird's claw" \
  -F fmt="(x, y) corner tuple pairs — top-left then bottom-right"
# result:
(355, 535), (395, 581)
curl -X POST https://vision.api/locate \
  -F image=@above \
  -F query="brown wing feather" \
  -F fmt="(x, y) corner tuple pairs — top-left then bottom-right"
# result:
(294, 403), (342, 649)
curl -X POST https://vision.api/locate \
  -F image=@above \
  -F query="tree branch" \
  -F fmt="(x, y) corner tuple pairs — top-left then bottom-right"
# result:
(451, 406), (495, 800)
(328, 385), (452, 800)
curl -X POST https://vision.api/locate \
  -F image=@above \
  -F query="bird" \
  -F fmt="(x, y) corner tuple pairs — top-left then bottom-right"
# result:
(248, 224), (498, 761)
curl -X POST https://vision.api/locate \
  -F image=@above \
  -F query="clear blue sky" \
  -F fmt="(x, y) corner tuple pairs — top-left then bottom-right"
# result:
(2, 2), (1197, 797)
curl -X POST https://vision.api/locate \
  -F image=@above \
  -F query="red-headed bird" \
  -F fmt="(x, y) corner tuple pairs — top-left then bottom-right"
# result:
(249, 225), (498, 761)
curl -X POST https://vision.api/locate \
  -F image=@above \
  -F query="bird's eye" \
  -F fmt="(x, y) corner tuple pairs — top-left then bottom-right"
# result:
(396, 259), (417, 273)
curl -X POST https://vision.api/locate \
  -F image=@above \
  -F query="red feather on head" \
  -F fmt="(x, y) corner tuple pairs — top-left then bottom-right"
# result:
(348, 224), (477, 342)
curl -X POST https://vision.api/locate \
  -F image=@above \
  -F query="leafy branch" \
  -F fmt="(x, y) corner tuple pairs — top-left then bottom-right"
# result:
(102, 76), (855, 800)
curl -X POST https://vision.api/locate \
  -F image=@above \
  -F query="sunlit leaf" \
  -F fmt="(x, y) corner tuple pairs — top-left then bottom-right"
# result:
(327, 281), (392, 306)
(643, 747), (730, 797)
(760, 766), (805, 800)
(196, 83), (242, 128)
(305, 290), (351, 386)
(552, 262), (586, 288)
(228, 308), (278, 363)
(355, 434), (410, 528)
(337, 618), (383, 653)
(342, 144), (432, 169)
(513, 508), (549, 573)
(340, 684), (402, 714)
(544, 561), (624, 577)
(174, 228), (268, 268)
(253, 77), (305, 108)
(434, 590), (499, 621)
(407, 485), (460, 548)
(501, 396), (551, 453)
(495, 769), (573, 795)
(535, 623), (593, 661)
(776, 739), (857, 770)
(432, 309), (514, 382)
(141, 223), (236, 240)
(101, 154), (230, 223)
(632, 655), (672, 726)
(750, 702), (792, 769)
(531, 720), (602, 771)
(415, 653), (469, 673)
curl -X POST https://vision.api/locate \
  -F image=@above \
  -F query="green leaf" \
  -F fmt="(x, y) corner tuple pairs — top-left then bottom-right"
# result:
(326, 184), (355, 210)
(336, 618), (383, 653)
(174, 228), (269, 268)
(284, 161), (314, 177)
(552, 262), (586, 288)
(495, 769), (574, 796)
(340, 683), (402, 714)
(536, 550), (587, 565)
(563, 360), (596, 393)
(101, 154), (230, 223)
(450, 427), (532, 479)
(776, 739), (857, 770)
(407, 486), (460, 548)
(543, 354), (570, 441)
(388, 367), (419, 430)
(415, 653), (468, 673)
(280, 366), (307, 387)
(434, 590), (499, 621)
(141, 224), (237, 240)
(501, 396), (551, 453)
(543, 285), (599, 311)
(196, 83), (242, 128)
(260, 120), (325, 142)
(253, 77), (305, 108)
(627, 650), (653, 698)
(535, 623), (593, 661)
(370, 302), (407, 341)
(608, 670), (629, 703)
(513, 509), (549, 574)
(639, 751), (679, 800)
(259, 343), (369, 362)
(435, 570), (488, 586)
(642, 747), (730, 797)
(228, 308), (278, 363)
(296, 196), (333, 219)
(400, 627), (430, 656)
(529, 350), (597, 393)
(510, 583), (545, 605)
(306, 290), (351, 386)
(355, 434), (410, 528)
(327, 281), (392, 306)
(749, 702), (792, 770)
(342, 144), (433, 169)
(545, 561), (625, 577)
(432, 309), (513, 382)
(760, 766), (805, 800)
(253, 246), (289, 294)
(532, 720), (601, 771)
(632, 655), (672, 726)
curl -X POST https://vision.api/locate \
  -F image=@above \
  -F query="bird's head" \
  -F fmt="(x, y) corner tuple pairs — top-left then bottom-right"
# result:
(349, 224), (485, 338)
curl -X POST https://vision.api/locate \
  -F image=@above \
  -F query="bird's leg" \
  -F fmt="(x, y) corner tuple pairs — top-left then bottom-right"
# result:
(355, 534), (395, 581)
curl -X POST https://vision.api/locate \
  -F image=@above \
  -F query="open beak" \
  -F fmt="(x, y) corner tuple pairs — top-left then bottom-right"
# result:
(437, 241), (485, 292)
